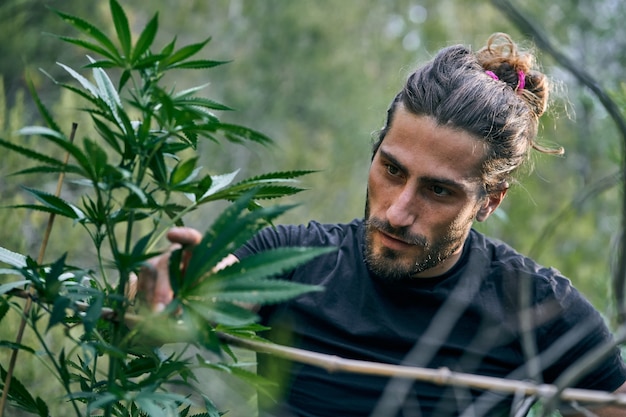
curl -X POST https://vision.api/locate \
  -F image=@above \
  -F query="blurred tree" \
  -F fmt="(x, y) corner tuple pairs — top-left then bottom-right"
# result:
(0, 0), (111, 109)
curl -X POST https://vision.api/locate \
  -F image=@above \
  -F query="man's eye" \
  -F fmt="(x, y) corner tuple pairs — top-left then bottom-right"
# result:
(385, 164), (400, 176)
(432, 185), (450, 196)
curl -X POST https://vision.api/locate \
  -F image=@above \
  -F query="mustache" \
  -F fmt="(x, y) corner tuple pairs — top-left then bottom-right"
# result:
(366, 217), (428, 247)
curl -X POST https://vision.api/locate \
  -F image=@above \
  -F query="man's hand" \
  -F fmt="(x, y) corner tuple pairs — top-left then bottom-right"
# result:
(135, 227), (203, 312)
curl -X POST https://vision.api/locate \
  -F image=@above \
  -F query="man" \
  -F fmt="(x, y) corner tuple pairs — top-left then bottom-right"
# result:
(139, 33), (626, 416)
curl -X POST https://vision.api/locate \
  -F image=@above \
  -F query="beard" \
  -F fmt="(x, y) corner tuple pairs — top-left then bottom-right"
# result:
(363, 202), (464, 282)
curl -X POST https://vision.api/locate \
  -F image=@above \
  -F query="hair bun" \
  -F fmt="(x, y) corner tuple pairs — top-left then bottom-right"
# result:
(476, 32), (548, 119)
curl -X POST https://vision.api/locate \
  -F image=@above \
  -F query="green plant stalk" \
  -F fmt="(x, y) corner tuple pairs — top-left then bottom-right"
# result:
(0, 123), (77, 417)
(29, 309), (83, 417)
(102, 91), (161, 416)
(104, 211), (127, 417)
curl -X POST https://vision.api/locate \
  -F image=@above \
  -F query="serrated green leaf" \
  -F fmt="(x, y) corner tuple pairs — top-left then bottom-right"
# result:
(122, 181), (148, 204)
(170, 157), (200, 186)
(90, 58), (125, 129)
(51, 8), (119, 57)
(110, 0), (131, 59)
(131, 232), (154, 259)
(35, 397), (49, 417)
(0, 246), (27, 268)
(83, 293), (103, 334)
(0, 299), (10, 324)
(169, 248), (183, 296)
(131, 54), (167, 70)
(196, 170), (239, 200)
(209, 278), (323, 305)
(211, 247), (333, 285)
(134, 390), (193, 417)
(92, 115), (123, 155)
(207, 185), (305, 203)
(162, 37), (211, 67)
(183, 194), (291, 284)
(196, 170), (314, 204)
(0, 363), (47, 416)
(57, 62), (99, 97)
(0, 269), (22, 276)
(44, 254), (68, 299)
(54, 36), (120, 63)
(173, 82), (211, 99)
(21, 187), (84, 219)
(42, 75), (101, 108)
(18, 126), (65, 141)
(9, 165), (85, 177)
(0, 341), (35, 355)
(91, 58), (122, 107)
(174, 97), (232, 111)
(159, 36), (177, 57)
(18, 125), (93, 177)
(186, 299), (257, 327)
(48, 296), (71, 331)
(125, 356), (159, 378)
(187, 247), (331, 304)
(86, 391), (118, 414)
(0, 280), (31, 295)
(217, 123), (273, 146)
(26, 76), (62, 133)
(84, 59), (119, 69)
(239, 170), (317, 183)
(167, 60), (230, 70)
(119, 69), (131, 90)
(198, 393), (222, 417)
(197, 361), (276, 399)
(131, 12), (158, 63)
(7, 204), (78, 218)
(84, 138), (109, 178)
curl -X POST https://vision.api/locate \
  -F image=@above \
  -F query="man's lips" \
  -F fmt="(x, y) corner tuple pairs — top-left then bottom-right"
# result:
(377, 229), (414, 250)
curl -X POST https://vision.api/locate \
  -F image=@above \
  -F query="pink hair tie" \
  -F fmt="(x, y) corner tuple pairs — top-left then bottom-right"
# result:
(485, 70), (499, 80)
(517, 70), (525, 91)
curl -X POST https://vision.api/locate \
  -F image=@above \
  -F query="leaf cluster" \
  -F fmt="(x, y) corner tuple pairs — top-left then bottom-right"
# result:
(0, 1), (331, 416)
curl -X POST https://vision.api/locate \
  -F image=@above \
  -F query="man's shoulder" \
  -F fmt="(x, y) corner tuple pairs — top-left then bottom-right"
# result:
(274, 218), (363, 245)
(236, 218), (363, 258)
(468, 229), (564, 283)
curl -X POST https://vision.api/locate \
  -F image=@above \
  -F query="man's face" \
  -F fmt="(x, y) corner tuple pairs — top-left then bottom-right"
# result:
(365, 106), (504, 281)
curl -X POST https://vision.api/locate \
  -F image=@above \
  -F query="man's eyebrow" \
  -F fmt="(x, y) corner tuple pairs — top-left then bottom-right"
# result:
(379, 148), (408, 173)
(378, 148), (477, 192)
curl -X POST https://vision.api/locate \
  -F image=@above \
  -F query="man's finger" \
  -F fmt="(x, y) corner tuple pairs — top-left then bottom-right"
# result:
(166, 227), (202, 246)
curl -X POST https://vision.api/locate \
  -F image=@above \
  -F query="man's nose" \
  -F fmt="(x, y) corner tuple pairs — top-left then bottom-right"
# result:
(386, 188), (417, 228)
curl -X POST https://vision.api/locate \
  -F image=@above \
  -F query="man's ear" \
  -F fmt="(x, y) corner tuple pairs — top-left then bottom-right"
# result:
(476, 186), (508, 222)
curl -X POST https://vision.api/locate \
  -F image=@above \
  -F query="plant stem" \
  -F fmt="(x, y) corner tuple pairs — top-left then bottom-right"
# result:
(0, 123), (77, 417)
(30, 317), (83, 417)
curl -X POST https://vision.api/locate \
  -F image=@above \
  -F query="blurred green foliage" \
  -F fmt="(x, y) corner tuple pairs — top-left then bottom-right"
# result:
(2, 0), (625, 311)
(0, 1), (624, 415)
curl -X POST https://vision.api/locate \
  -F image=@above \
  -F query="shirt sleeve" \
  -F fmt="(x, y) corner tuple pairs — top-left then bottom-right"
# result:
(534, 273), (626, 392)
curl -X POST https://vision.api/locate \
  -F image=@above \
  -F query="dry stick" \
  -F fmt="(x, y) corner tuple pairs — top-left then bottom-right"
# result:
(126, 308), (626, 405)
(131, 307), (626, 407)
(0, 123), (78, 417)
(218, 332), (626, 407)
(5, 291), (626, 409)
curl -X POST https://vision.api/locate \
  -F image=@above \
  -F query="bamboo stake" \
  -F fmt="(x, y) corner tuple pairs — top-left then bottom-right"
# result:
(217, 332), (626, 408)
(0, 123), (77, 417)
(4, 291), (626, 410)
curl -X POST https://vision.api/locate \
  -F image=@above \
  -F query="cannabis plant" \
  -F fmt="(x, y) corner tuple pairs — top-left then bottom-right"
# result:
(0, 1), (330, 416)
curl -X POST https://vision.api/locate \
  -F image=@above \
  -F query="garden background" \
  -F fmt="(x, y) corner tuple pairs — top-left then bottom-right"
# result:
(1, 0), (625, 415)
